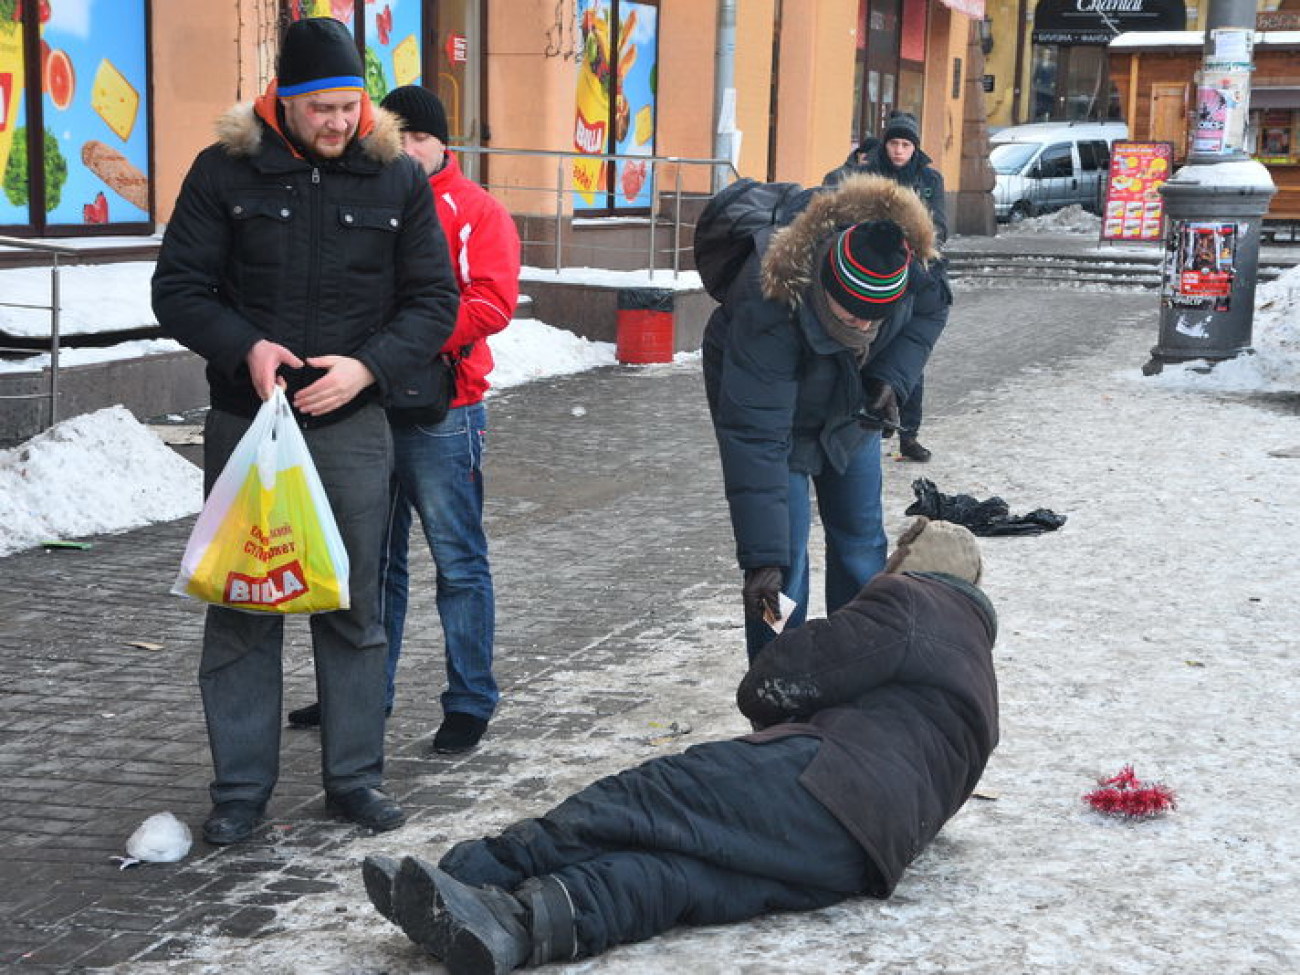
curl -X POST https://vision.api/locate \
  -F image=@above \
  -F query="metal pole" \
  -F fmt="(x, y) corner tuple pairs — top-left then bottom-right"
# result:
(49, 255), (61, 427)
(647, 158), (658, 278)
(673, 162), (684, 279)
(712, 0), (737, 191)
(555, 156), (565, 273)
(1144, 0), (1276, 374)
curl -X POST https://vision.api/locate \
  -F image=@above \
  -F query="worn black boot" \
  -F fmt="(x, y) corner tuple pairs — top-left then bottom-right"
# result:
(899, 436), (932, 462)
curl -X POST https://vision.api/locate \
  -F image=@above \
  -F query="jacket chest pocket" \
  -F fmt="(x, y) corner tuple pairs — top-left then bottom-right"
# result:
(338, 204), (402, 273)
(229, 195), (295, 268)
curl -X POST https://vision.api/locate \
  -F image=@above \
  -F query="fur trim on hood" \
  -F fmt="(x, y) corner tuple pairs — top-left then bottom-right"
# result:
(761, 174), (938, 306)
(214, 96), (404, 165)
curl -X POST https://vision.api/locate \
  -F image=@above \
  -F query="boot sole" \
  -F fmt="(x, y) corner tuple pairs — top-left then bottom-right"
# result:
(398, 858), (526, 974)
(361, 855), (400, 925)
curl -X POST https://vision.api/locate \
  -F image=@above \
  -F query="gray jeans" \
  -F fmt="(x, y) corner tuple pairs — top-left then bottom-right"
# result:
(198, 403), (392, 805)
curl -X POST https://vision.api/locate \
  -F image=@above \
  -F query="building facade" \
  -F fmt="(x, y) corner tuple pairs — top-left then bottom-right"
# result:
(1, 0), (985, 237)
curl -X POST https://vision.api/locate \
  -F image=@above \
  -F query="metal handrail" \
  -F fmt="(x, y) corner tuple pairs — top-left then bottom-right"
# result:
(450, 146), (740, 277)
(0, 235), (78, 430)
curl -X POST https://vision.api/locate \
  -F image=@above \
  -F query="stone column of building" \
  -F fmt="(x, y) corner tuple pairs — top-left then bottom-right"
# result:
(953, 19), (997, 235)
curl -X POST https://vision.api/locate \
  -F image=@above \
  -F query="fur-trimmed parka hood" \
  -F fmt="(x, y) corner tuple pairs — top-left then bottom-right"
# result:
(761, 174), (939, 306)
(214, 83), (404, 166)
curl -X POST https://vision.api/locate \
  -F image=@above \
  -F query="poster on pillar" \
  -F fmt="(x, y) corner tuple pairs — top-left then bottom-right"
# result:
(572, 0), (658, 213)
(1101, 142), (1172, 242)
(1192, 70), (1250, 156)
(1161, 220), (1241, 314)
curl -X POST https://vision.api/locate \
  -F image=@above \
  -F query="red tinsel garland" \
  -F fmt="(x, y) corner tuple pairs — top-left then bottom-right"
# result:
(1083, 765), (1177, 819)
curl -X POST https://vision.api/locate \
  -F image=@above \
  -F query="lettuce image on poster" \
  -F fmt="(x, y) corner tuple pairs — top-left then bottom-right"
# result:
(3, 127), (68, 212)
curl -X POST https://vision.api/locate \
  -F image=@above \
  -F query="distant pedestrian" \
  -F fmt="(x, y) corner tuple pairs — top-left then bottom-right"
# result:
(360, 518), (998, 974)
(152, 17), (459, 845)
(702, 172), (950, 663)
(288, 85), (521, 757)
(826, 111), (949, 462)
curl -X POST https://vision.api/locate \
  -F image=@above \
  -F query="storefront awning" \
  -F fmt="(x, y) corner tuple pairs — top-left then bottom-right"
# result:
(937, 0), (985, 20)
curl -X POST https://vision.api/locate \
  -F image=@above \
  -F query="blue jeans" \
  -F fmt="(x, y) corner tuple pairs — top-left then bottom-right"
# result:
(379, 402), (498, 719)
(744, 432), (887, 661)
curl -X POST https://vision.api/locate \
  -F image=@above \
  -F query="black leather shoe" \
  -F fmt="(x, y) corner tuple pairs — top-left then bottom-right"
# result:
(327, 787), (406, 832)
(203, 800), (266, 845)
(287, 701), (321, 728)
(899, 437), (932, 462)
(432, 713), (489, 754)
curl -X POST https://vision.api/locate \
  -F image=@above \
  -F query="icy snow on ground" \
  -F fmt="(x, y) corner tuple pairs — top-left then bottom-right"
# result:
(1000, 204), (1103, 236)
(102, 286), (1300, 974)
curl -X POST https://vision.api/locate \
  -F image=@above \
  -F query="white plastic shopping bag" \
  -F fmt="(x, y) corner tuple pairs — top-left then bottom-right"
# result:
(173, 388), (350, 613)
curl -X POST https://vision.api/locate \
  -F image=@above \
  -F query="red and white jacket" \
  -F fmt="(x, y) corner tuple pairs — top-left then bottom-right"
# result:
(428, 151), (521, 406)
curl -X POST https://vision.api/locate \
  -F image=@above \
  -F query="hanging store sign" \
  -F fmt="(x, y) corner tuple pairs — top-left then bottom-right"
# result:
(1032, 0), (1186, 45)
(937, 0), (986, 18)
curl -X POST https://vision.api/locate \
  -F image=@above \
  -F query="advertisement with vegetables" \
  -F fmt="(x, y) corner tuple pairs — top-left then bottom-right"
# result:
(287, 0), (422, 107)
(572, 0), (657, 213)
(0, 0), (151, 228)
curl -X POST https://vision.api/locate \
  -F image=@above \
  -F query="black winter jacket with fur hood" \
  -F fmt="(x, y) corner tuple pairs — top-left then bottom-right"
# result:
(153, 95), (459, 425)
(702, 174), (949, 570)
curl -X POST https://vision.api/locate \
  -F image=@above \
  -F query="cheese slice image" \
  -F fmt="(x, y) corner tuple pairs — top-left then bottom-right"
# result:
(92, 59), (140, 142)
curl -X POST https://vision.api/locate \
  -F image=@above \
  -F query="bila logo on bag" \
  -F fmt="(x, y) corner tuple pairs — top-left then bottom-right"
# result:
(224, 561), (309, 607)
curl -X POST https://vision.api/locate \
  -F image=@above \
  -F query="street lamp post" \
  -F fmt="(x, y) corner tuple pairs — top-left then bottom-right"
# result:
(1143, 0), (1277, 375)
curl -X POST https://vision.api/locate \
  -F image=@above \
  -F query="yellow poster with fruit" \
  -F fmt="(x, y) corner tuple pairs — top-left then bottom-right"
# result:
(0, 18), (25, 198)
(572, 1), (613, 207)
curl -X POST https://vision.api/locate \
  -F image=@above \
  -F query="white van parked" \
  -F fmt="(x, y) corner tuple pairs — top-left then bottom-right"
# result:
(989, 121), (1129, 222)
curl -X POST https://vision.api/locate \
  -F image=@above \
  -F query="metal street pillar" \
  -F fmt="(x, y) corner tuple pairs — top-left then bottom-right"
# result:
(1143, 0), (1276, 375)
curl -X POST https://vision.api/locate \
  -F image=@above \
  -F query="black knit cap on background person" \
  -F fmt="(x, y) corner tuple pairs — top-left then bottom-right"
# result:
(882, 110), (921, 147)
(277, 16), (365, 97)
(381, 85), (450, 143)
(819, 220), (911, 320)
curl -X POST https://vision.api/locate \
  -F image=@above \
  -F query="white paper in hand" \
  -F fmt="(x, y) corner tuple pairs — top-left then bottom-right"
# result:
(766, 592), (798, 634)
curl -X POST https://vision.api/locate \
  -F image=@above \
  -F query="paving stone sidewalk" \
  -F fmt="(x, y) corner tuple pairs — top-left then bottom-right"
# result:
(0, 285), (1158, 971)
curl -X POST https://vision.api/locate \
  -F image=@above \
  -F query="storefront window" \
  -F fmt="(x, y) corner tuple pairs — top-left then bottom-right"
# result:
(571, 0), (659, 214)
(1251, 108), (1298, 165)
(0, 0), (151, 234)
(854, 0), (902, 143)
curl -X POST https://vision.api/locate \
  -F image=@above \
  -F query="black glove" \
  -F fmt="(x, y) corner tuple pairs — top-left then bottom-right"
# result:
(857, 378), (901, 438)
(742, 566), (784, 625)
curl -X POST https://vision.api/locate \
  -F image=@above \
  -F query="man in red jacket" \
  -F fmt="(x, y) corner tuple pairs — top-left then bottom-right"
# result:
(361, 518), (998, 972)
(288, 85), (521, 755)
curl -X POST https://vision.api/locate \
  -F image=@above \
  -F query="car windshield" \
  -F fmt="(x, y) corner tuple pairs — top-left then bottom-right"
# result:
(990, 142), (1041, 174)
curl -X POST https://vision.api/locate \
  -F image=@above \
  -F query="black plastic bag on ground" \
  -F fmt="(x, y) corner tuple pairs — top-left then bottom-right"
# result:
(905, 478), (1067, 537)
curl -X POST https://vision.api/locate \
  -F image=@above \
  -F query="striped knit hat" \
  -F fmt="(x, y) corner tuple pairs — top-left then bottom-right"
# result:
(277, 17), (365, 99)
(819, 219), (911, 319)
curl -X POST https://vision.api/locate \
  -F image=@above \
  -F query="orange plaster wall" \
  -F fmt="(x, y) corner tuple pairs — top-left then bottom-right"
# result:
(656, 0), (718, 193)
(734, 0), (777, 180)
(151, 6), (258, 227)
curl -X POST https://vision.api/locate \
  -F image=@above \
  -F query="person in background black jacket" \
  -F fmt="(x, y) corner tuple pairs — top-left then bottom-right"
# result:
(825, 112), (948, 462)
(152, 17), (460, 846)
(702, 173), (949, 663)
(359, 517), (997, 974)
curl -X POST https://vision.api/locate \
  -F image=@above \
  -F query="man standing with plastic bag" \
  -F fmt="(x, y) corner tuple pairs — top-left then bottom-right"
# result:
(152, 17), (459, 845)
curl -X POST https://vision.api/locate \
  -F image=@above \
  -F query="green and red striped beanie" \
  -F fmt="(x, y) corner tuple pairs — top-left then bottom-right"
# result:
(819, 220), (911, 319)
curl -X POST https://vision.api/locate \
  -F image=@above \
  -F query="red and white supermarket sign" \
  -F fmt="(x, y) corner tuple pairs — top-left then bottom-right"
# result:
(445, 32), (468, 65)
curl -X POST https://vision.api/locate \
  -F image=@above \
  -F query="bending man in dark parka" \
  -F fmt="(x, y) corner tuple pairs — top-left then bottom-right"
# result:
(361, 517), (999, 974)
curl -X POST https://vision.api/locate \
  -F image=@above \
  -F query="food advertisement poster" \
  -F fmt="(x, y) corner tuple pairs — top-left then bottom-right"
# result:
(1100, 141), (1172, 242)
(0, 0), (151, 229)
(572, 0), (658, 212)
(1161, 220), (1240, 313)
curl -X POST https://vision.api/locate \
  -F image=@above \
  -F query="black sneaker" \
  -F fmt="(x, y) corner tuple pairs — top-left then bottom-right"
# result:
(432, 713), (489, 754)
(899, 437), (932, 463)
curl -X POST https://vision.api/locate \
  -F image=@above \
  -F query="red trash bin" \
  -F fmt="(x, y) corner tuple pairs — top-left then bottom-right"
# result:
(616, 288), (675, 364)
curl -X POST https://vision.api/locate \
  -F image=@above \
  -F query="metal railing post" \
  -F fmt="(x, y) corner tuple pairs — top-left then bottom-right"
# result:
(673, 162), (684, 279)
(647, 158), (658, 278)
(555, 157), (565, 273)
(49, 254), (61, 427)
